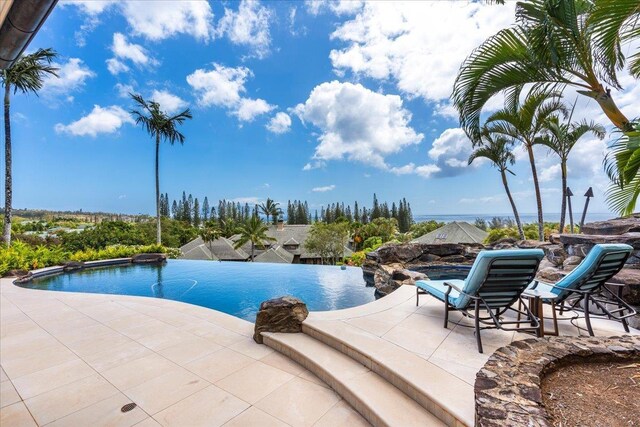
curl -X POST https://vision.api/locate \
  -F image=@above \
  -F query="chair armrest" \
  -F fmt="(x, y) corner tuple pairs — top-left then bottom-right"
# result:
(604, 281), (625, 287)
(444, 281), (463, 293)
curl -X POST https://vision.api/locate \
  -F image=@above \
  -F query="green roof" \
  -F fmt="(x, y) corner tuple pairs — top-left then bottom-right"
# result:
(411, 221), (488, 244)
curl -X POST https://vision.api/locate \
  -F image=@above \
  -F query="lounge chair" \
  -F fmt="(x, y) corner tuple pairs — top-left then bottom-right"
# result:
(415, 249), (545, 353)
(529, 243), (635, 335)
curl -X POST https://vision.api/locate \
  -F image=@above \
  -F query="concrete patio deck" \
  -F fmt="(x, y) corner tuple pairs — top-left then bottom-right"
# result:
(0, 278), (368, 427)
(1, 276), (636, 427)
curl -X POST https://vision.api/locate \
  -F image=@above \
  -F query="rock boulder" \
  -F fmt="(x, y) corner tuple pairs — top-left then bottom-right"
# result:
(253, 296), (309, 344)
(131, 253), (167, 264)
(581, 215), (640, 236)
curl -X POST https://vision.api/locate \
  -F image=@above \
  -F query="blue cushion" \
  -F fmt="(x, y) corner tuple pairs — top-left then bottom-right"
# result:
(417, 249), (545, 309)
(416, 279), (464, 305)
(545, 244), (632, 300)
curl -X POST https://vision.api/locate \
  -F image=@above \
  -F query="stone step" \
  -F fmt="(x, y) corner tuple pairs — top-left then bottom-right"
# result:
(302, 318), (474, 427)
(262, 332), (445, 427)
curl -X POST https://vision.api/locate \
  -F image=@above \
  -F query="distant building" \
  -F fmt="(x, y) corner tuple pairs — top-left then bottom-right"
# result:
(411, 221), (488, 244)
(179, 222), (353, 264)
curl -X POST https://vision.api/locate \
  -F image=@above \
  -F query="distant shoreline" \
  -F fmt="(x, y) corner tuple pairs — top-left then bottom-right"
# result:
(413, 213), (614, 224)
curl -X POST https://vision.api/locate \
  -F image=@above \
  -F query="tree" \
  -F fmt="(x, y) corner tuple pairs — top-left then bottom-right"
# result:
(468, 129), (525, 240)
(537, 111), (605, 232)
(233, 216), (275, 261)
(130, 93), (192, 244)
(486, 89), (567, 240)
(202, 197), (210, 221)
(259, 198), (280, 224)
(304, 222), (350, 265)
(193, 198), (201, 227)
(2, 48), (58, 246)
(453, 0), (639, 214)
(199, 220), (221, 257)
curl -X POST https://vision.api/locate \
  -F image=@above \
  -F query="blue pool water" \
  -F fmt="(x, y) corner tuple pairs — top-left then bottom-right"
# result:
(21, 260), (375, 321)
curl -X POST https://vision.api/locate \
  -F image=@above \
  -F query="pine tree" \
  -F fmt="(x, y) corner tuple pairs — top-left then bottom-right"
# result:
(371, 194), (381, 219)
(193, 198), (201, 227)
(202, 197), (209, 221)
(171, 200), (178, 218)
(354, 201), (360, 221)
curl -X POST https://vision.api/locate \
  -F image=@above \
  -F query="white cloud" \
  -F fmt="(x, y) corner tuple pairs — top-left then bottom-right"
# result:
(303, 161), (326, 171)
(266, 112), (292, 134)
(186, 63), (273, 122)
(54, 105), (134, 137)
(293, 81), (423, 169)
(216, 0), (272, 58)
(306, 0), (364, 16)
(115, 83), (135, 98)
(425, 128), (480, 177)
(62, 1), (214, 42)
(312, 185), (336, 192)
(43, 58), (95, 95)
(389, 163), (441, 178)
(328, 2), (515, 103)
(233, 98), (274, 121)
(106, 58), (129, 75)
(150, 89), (188, 115)
(231, 197), (261, 205)
(107, 33), (157, 75)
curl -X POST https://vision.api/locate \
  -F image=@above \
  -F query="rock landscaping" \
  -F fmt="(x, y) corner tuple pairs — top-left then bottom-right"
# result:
(253, 296), (309, 343)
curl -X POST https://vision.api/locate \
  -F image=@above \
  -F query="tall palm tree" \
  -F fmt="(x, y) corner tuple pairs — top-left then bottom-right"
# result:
(259, 198), (281, 224)
(469, 130), (525, 240)
(487, 89), (567, 240)
(199, 221), (221, 259)
(2, 48), (58, 246)
(537, 112), (606, 232)
(233, 216), (275, 261)
(130, 94), (192, 244)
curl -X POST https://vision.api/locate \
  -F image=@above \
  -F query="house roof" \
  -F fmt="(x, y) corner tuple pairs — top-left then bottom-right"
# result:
(411, 221), (488, 244)
(254, 246), (295, 264)
(179, 236), (247, 261)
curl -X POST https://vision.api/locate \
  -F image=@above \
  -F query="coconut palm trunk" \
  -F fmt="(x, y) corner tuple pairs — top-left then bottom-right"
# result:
(559, 162), (568, 233)
(250, 242), (255, 262)
(501, 170), (524, 240)
(155, 133), (161, 244)
(3, 82), (11, 246)
(526, 145), (544, 241)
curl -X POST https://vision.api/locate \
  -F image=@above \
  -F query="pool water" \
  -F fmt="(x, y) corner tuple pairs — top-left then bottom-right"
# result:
(22, 260), (375, 321)
(410, 265), (471, 280)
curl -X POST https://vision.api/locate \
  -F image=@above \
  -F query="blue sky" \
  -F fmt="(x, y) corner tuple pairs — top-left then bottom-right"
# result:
(6, 1), (637, 217)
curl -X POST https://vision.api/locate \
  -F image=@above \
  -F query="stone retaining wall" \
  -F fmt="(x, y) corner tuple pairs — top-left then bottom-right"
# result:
(475, 335), (640, 427)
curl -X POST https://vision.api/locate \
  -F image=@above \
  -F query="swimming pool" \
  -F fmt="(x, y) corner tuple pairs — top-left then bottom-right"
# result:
(20, 260), (375, 321)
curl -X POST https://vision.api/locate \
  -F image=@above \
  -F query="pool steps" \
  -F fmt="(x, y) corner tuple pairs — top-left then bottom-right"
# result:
(262, 332), (445, 427)
(263, 317), (473, 427)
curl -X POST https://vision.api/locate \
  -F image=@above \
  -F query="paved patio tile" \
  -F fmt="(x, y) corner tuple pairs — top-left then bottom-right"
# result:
(228, 337), (274, 359)
(0, 343), (79, 379)
(24, 373), (119, 425)
(158, 336), (222, 365)
(313, 400), (370, 427)
(215, 361), (295, 404)
(224, 406), (288, 427)
(0, 401), (38, 427)
(185, 348), (254, 383)
(154, 385), (250, 427)
(101, 354), (178, 390)
(124, 368), (208, 415)
(134, 417), (162, 426)
(83, 340), (154, 372)
(255, 377), (341, 426)
(12, 358), (96, 400)
(46, 393), (148, 427)
(1, 380), (21, 408)
(260, 352), (306, 376)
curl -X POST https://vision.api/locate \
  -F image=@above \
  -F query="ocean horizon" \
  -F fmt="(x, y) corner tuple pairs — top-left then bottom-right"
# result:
(413, 212), (615, 224)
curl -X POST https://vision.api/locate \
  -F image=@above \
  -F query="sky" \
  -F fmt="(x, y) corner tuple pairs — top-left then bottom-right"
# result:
(4, 0), (638, 217)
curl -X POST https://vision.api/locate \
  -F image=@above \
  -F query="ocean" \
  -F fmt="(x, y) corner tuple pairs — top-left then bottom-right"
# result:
(413, 213), (615, 224)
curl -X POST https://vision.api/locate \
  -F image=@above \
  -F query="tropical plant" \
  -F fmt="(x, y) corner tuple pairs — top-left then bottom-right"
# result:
(304, 221), (350, 265)
(259, 198), (282, 224)
(130, 93), (192, 245)
(233, 216), (275, 261)
(536, 107), (606, 232)
(452, 0), (639, 214)
(604, 122), (640, 215)
(2, 48), (58, 246)
(468, 130), (525, 239)
(199, 221), (221, 256)
(486, 89), (567, 240)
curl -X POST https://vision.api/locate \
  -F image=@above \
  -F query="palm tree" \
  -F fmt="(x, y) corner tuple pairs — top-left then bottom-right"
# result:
(130, 94), (192, 244)
(537, 111), (606, 232)
(259, 198), (281, 224)
(233, 216), (275, 261)
(487, 89), (567, 240)
(452, 0), (639, 215)
(199, 221), (221, 258)
(468, 130), (525, 240)
(2, 48), (58, 246)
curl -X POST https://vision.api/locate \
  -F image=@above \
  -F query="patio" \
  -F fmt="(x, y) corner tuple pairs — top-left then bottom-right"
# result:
(1, 278), (636, 426)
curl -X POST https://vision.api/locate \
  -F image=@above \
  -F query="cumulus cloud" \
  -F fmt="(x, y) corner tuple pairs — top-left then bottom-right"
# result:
(62, 1), (214, 42)
(107, 33), (157, 75)
(43, 58), (95, 96)
(303, 161), (326, 171)
(231, 197), (261, 204)
(216, 0), (272, 58)
(186, 63), (274, 122)
(328, 2), (515, 103)
(266, 112), (292, 134)
(312, 185), (336, 192)
(306, 0), (364, 16)
(427, 128), (480, 177)
(115, 83), (135, 98)
(54, 105), (134, 137)
(293, 81), (423, 169)
(150, 89), (189, 115)
(389, 163), (441, 178)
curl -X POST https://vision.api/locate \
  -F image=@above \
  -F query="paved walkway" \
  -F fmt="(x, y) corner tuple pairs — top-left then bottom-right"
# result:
(0, 279), (368, 427)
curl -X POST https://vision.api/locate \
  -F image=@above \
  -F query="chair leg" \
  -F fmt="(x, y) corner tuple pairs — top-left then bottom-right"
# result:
(444, 302), (450, 329)
(616, 286), (631, 333)
(583, 295), (595, 336)
(416, 288), (419, 307)
(549, 302), (559, 336)
(475, 299), (483, 354)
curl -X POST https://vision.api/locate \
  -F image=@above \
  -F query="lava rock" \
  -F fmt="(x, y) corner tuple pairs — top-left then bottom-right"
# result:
(131, 253), (167, 264)
(63, 261), (84, 272)
(253, 296), (309, 344)
(581, 215), (640, 236)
